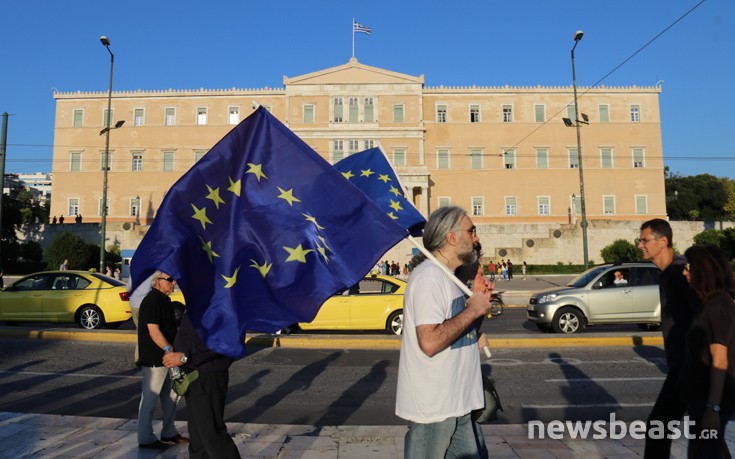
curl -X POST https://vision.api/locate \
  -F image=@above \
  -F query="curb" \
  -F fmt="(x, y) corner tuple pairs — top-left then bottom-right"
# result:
(0, 327), (663, 350)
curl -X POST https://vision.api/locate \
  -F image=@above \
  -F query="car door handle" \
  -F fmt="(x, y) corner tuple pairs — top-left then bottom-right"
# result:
(622, 289), (632, 293)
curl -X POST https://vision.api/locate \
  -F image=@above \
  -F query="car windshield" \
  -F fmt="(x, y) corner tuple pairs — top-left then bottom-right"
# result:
(566, 266), (611, 288)
(91, 273), (125, 286)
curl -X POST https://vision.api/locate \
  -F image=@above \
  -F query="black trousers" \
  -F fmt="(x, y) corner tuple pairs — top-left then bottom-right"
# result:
(185, 370), (241, 459)
(644, 366), (688, 459)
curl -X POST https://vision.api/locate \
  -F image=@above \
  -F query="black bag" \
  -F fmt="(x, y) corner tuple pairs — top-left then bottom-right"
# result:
(472, 375), (504, 423)
(172, 369), (199, 396)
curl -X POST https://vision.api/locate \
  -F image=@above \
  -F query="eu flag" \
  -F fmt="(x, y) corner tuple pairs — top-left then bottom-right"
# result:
(334, 148), (426, 237)
(131, 107), (409, 358)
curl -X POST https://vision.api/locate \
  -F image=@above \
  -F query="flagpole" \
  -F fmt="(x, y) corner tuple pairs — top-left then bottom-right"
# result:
(351, 18), (355, 59)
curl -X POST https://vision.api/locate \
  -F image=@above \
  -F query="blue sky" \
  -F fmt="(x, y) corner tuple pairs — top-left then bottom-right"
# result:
(1, 0), (733, 178)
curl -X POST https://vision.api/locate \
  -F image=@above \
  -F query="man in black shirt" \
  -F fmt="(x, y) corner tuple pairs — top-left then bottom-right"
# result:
(638, 219), (700, 458)
(137, 271), (189, 449)
(164, 312), (241, 458)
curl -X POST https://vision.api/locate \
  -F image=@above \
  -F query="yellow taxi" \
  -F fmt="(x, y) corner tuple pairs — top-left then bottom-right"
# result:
(0, 270), (132, 329)
(298, 274), (406, 335)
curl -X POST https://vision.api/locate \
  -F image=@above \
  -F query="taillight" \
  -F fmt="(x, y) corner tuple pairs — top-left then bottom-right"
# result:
(119, 292), (130, 301)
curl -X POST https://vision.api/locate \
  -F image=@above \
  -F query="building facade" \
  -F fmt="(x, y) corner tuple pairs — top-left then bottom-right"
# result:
(51, 58), (665, 258)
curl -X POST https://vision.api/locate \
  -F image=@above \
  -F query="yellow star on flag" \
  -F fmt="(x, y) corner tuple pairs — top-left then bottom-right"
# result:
(389, 199), (403, 212)
(246, 163), (268, 182)
(199, 236), (220, 263)
(389, 186), (402, 197)
(283, 244), (313, 263)
(341, 170), (354, 180)
(387, 212), (398, 220)
(316, 244), (329, 262)
(250, 259), (272, 278)
(206, 185), (226, 210)
(222, 266), (240, 288)
(378, 174), (391, 183)
(360, 168), (375, 177)
(191, 204), (212, 230)
(303, 213), (325, 230)
(317, 235), (331, 252)
(277, 187), (301, 206)
(228, 177), (241, 197)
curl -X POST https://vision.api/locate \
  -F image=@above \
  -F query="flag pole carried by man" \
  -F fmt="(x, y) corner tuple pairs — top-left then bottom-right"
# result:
(130, 107), (415, 359)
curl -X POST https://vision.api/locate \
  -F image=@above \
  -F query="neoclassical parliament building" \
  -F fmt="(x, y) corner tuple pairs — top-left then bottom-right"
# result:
(50, 58), (666, 261)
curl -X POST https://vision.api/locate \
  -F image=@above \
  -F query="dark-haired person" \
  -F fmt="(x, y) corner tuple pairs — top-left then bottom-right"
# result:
(681, 245), (734, 458)
(638, 218), (701, 458)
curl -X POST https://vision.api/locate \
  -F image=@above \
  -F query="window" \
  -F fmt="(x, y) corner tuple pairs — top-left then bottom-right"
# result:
(393, 148), (406, 166)
(103, 108), (114, 127)
(599, 104), (610, 123)
(364, 97), (374, 122)
(636, 195), (648, 214)
(568, 148), (579, 169)
(73, 109), (84, 127)
(69, 198), (79, 217)
(229, 106), (240, 125)
(99, 198), (109, 217)
(536, 148), (548, 169)
(393, 104), (404, 123)
(603, 196), (615, 214)
(349, 97), (359, 123)
(502, 105), (513, 122)
(436, 104), (447, 123)
(348, 139), (360, 153)
(538, 196), (550, 216)
(470, 148), (483, 169)
(572, 195), (582, 215)
(633, 148), (645, 168)
(194, 150), (207, 162)
(130, 198), (140, 217)
(333, 140), (344, 162)
(469, 105), (480, 123)
(303, 104), (314, 123)
(132, 152), (143, 171)
(472, 197), (484, 216)
(364, 139), (374, 150)
(100, 151), (111, 171)
(165, 107), (176, 126)
(70, 152), (82, 172)
(197, 107), (208, 125)
(505, 197), (517, 216)
(630, 105), (640, 122)
(333, 97), (343, 123)
(567, 104), (577, 121)
(163, 151), (175, 171)
(503, 149), (516, 169)
(534, 104), (545, 122)
(438, 197), (451, 208)
(437, 149), (449, 169)
(134, 108), (145, 126)
(600, 148), (613, 168)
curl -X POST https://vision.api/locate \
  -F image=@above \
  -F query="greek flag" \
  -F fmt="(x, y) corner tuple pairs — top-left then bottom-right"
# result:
(353, 21), (372, 35)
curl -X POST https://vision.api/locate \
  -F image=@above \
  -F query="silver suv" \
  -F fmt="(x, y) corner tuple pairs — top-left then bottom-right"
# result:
(527, 262), (661, 333)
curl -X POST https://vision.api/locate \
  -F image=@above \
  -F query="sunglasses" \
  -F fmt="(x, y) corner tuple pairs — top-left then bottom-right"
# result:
(158, 277), (175, 283)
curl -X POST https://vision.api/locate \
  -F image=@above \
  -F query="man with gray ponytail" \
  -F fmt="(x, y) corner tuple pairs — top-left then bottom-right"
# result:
(396, 206), (493, 458)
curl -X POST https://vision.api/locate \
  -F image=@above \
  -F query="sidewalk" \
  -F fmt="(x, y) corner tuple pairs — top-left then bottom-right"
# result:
(1, 411), (733, 458)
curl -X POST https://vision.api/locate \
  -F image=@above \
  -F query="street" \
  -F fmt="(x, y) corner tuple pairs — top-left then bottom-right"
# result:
(0, 338), (667, 426)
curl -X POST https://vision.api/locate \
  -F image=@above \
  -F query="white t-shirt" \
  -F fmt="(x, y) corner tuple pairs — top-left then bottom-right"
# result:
(395, 261), (484, 423)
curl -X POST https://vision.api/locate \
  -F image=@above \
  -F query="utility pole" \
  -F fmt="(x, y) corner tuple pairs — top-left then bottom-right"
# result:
(0, 113), (8, 267)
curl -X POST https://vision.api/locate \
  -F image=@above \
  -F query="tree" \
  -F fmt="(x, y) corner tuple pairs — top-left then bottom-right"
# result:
(666, 174), (729, 221)
(45, 232), (94, 270)
(600, 239), (642, 263)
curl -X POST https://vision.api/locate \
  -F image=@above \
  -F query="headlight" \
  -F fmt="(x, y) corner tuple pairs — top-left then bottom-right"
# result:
(538, 293), (558, 304)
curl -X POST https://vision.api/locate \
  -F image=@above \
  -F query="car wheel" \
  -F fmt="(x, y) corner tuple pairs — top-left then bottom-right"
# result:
(77, 305), (105, 330)
(637, 323), (661, 331)
(552, 307), (584, 334)
(386, 310), (403, 335)
(535, 323), (552, 333)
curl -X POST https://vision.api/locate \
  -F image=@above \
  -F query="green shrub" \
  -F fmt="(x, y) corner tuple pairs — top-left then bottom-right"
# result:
(600, 239), (642, 263)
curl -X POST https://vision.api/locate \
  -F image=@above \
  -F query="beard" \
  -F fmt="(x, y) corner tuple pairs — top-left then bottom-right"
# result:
(458, 244), (479, 266)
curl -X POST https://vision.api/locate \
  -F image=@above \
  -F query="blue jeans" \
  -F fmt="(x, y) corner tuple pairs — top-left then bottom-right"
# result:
(404, 413), (488, 459)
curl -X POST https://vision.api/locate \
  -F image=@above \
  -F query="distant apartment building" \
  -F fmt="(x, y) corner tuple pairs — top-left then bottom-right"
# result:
(50, 58), (665, 228)
(17, 172), (52, 203)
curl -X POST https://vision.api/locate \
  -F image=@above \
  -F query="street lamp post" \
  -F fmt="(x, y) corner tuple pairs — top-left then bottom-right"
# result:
(570, 30), (589, 270)
(99, 36), (124, 272)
